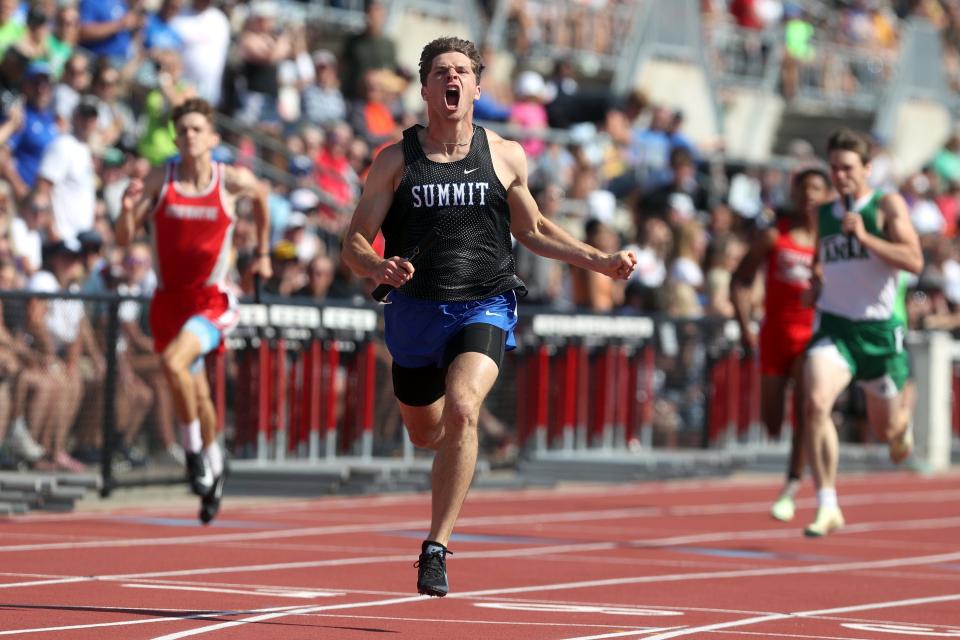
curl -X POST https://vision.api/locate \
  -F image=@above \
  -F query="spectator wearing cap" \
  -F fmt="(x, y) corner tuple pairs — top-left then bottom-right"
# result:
(77, 0), (142, 65)
(13, 8), (58, 71)
(265, 239), (305, 296)
(24, 238), (91, 472)
(76, 229), (104, 278)
(302, 49), (346, 128)
(2, 60), (58, 201)
(510, 70), (549, 159)
(143, 0), (183, 53)
(10, 189), (52, 275)
(283, 204), (321, 264)
(170, 0), (230, 106)
(35, 97), (98, 245)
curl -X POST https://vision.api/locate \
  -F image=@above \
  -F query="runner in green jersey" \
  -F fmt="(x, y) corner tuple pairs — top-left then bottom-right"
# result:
(803, 129), (923, 537)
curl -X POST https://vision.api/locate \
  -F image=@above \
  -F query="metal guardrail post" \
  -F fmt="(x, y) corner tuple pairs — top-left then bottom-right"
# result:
(99, 298), (120, 498)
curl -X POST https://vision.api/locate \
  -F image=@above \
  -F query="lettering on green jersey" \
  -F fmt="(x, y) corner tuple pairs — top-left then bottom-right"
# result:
(822, 234), (870, 263)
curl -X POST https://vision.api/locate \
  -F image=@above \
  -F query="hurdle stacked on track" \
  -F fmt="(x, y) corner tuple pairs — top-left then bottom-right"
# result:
(512, 313), (656, 454)
(228, 302), (378, 462)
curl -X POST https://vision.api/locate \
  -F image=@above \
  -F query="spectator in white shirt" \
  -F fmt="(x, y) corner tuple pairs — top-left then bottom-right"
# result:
(35, 98), (99, 244)
(171, 0), (230, 107)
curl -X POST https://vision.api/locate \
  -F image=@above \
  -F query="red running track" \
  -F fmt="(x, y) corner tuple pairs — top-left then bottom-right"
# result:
(0, 471), (958, 639)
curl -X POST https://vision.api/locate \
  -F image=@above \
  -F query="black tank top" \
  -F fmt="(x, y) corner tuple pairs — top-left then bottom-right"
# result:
(382, 125), (526, 302)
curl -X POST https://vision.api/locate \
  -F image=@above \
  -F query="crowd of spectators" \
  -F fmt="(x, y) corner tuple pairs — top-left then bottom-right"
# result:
(0, 0), (957, 468)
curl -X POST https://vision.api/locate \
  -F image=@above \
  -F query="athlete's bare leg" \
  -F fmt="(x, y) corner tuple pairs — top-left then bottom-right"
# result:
(192, 366), (218, 448)
(401, 351), (500, 546)
(160, 331), (204, 426)
(804, 351), (851, 492)
(787, 356), (808, 480)
(802, 348), (852, 535)
(760, 375), (788, 444)
(864, 380), (915, 463)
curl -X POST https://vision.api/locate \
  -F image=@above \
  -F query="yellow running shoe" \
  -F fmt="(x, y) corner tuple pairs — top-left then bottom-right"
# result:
(803, 506), (845, 537)
(770, 495), (795, 522)
(889, 426), (913, 464)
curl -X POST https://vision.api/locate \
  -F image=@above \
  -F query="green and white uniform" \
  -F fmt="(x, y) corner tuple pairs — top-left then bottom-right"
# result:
(808, 191), (909, 396)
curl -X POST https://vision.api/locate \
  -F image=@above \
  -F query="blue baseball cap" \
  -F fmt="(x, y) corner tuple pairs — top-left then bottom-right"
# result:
(24, 60), (51, 80)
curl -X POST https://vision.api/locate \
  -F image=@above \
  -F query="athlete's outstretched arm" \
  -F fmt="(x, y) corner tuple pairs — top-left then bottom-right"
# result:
(731, 227), (777, 351)
(225, 166), (273, 280)
(500, 140), (635, 279)
(341, 143), (415, 288)
(116, 166), (165, 247)
(843, 192), (923, 274)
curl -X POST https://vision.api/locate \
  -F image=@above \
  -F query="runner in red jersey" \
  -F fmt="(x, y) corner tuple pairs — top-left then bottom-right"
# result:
(732, 168), (830, 522)
(116, 98), (271, 523)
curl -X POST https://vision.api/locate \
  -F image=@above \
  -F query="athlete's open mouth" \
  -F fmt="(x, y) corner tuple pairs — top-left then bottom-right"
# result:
(444, 86), (460, 109)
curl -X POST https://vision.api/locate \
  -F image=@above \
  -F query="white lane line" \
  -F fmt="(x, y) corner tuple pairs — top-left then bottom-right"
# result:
(121, 584), (344, 599)
(142, 551), (960, 640)
(3, 514), (960, 591)
(0, 605), (305, 636)
(453, 550), (960, 598)
(148, 596), (430, 640)
(551, 630), (679, 640)
(639, 593), (960, 640)
(3, 488), (958, 554)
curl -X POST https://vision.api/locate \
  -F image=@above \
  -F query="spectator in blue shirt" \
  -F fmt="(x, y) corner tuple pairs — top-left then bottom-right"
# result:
(143, 0), (183, 52)
(3, 61), (58, 200)
(77, 0), (142, 62)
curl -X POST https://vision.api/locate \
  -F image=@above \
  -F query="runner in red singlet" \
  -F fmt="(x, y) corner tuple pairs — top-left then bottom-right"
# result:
(116, 98), (271, 523)
(732, 168), (830, 522)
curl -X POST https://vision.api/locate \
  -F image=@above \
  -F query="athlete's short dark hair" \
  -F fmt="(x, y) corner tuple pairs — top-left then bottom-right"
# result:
(827, 128), (871, 165)
(419, 37), (484, 86)
(172, 97), (215, 128)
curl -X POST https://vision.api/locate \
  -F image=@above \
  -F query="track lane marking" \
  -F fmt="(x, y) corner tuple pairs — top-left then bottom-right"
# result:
(638, 593), (960, 639)
(2, 490), (957, 554)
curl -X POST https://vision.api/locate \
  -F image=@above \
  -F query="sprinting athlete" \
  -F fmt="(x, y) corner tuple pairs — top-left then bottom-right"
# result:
(803, 128), (922, 537)
(342, 36), (636, 597)
(732, 167), (830, 522)
(117, 98), (271, 524)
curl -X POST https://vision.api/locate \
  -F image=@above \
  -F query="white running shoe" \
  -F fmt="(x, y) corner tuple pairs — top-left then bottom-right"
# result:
(6, 417), (43, 463)
(770, 495), (796, 522)
(803, 506), (845, 537)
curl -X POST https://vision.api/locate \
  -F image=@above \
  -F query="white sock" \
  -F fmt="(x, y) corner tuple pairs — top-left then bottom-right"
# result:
(817, 488), (838, 509)
(781, 479), (801, 499)
(180, 420), (202, 454)
(203, 441), (224, 477)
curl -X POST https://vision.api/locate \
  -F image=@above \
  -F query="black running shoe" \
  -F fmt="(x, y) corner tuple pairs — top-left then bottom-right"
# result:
(185, 452), (213, 497)
(199, 472), (225, 525)
(415, 541), (451, 597)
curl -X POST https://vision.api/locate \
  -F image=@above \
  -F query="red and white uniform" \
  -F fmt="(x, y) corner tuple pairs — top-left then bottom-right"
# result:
(759, 219), (815, 376)
(148, 162), (238, 354)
